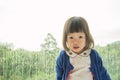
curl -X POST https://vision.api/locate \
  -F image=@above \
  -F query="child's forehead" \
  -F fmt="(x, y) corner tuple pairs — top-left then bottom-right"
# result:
(67, 32), (85, 36)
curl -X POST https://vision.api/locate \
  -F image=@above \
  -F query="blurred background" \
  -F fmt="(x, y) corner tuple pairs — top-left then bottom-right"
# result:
(0, 0), (120, 80)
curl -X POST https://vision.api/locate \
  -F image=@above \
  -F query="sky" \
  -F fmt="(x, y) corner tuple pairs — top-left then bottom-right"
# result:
(0, 0), (120, 51)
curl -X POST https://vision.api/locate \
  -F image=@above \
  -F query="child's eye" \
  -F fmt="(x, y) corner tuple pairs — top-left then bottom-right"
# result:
(79, 36), (83, 39)
(68, 36), (74, 39)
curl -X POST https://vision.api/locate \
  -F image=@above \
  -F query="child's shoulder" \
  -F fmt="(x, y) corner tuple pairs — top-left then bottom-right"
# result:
(56, 50), (69, 62)
(91, 48), (98, 53)
(90, 48), (103, 61)
(58, 50), (68, 57)
(90, 48), (100, 56)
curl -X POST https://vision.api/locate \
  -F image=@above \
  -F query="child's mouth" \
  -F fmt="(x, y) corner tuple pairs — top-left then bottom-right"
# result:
(73, 46), (79, 49)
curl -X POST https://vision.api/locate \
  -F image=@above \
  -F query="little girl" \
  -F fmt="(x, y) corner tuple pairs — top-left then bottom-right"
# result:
(56, 16), (111, 80)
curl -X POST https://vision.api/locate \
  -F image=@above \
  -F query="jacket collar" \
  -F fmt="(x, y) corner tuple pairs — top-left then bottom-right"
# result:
(66, 49), (91, 57)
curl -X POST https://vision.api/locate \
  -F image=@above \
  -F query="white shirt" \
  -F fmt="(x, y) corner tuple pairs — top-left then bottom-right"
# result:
(66, 49), (93, 80)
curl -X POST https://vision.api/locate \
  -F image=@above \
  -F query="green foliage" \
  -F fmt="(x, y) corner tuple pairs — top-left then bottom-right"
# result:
(0, 76), (3, 80)
(95, 41), (120, 80)
(9, 74), (24, 80)
(26, 72), (55, 80)
(0, 33), (60, 80)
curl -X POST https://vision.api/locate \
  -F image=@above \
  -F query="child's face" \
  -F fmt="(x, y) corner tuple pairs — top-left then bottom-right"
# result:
(67, 32), (86, 54)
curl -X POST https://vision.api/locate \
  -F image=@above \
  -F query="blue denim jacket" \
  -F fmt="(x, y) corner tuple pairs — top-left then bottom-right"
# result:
(56, 49), (111, 80)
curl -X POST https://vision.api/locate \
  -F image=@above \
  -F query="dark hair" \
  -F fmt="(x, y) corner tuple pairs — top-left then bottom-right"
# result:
(62, 16), (94, 51)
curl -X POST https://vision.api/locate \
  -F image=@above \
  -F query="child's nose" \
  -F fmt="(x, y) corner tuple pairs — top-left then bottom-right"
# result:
(73, 38), (79, 43)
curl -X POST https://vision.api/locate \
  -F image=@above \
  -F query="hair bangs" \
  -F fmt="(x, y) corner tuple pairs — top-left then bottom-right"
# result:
(67, 19), (84, 33)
